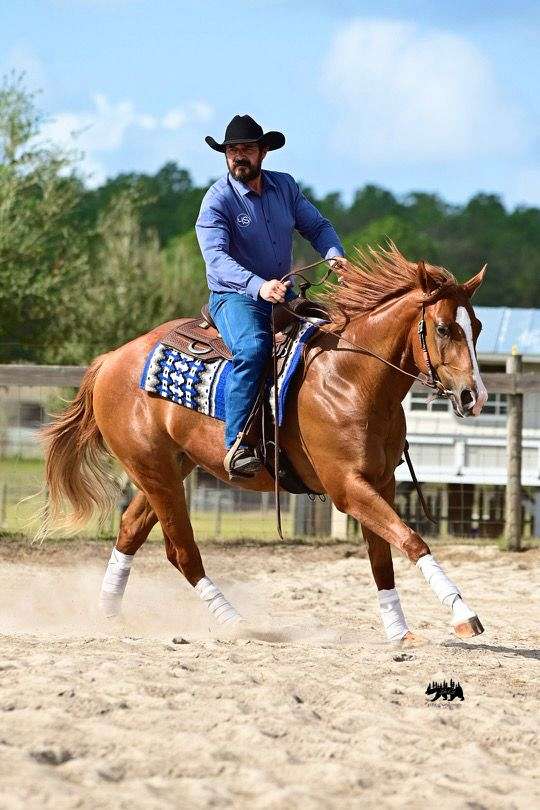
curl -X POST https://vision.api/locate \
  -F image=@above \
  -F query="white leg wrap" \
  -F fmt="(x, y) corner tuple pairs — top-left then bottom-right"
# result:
(451, 596), (477, 624)
(416, 554), (460, 608)
(99, 548), (134, 617)
(195, 576), (241, 625)
(377, 588), (410, 641)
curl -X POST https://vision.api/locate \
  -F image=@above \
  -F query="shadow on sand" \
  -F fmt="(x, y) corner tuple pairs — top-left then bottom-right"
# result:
(442, 641), (539, 660)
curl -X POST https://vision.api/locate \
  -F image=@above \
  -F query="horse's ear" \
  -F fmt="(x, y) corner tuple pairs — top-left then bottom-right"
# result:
(463, 264), (487, 299)
(417, 260), (437, 294)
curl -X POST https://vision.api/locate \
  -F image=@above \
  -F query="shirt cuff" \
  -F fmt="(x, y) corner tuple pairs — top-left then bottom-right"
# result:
(324, 246), (344, 260)
(246, 274), (265, 301)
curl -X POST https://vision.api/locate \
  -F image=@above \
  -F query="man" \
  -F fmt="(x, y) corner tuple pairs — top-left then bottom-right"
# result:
(196, 114), (344, 477)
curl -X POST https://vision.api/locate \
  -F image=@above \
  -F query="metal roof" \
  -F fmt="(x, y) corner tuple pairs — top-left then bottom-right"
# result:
(475, 307), (540, 357)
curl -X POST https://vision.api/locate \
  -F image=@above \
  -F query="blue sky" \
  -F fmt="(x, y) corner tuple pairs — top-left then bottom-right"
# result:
(2, 0), (540, 207)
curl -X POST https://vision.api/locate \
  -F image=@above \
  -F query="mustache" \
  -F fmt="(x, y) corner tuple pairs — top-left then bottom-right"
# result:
(233, 161), (251, 168)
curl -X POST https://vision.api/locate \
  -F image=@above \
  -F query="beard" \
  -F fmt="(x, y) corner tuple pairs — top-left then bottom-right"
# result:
(228, 156), (262, 183)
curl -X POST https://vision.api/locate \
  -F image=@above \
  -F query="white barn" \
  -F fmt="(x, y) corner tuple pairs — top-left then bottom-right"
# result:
(395, 306), (540, 539)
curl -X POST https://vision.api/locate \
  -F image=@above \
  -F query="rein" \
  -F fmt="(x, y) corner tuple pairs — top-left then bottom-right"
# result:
(270, 305), (282, 538)
(268, 259), (447, 534)
(279, 262), (452, 399)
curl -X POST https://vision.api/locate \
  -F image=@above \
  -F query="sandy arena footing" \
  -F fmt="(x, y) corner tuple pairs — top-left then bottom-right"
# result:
(0, 538), (538, 809)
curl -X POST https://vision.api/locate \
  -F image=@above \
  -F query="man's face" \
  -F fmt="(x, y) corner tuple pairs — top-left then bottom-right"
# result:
(225, 142), (268, 183)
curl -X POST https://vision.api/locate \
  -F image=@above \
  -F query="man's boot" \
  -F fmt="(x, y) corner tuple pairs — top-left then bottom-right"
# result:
(224, 444), (263, 478)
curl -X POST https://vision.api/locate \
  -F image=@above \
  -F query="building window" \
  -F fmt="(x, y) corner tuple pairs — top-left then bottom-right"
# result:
(410, 363), (509, 416)
(410, 390), (450, 412)
(18, 402), (45, 428)
(479, 363), (507, 417)
(481, 392), (507, 416)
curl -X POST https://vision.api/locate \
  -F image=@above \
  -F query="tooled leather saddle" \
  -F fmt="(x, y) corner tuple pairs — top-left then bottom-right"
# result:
(158, 297), (329, 497)
(160, 297), (328, 363)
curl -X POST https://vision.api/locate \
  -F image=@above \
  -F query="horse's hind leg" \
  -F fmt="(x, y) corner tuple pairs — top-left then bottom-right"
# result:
(99, 491), (158, 617)
(136, 456), (242, 626)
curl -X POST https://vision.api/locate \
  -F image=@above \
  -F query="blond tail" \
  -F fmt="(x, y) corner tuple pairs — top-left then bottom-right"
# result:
(34, 356), (120, 541)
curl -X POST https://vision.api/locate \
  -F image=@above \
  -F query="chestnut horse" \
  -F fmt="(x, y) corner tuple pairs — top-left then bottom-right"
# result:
(39, 246), (488, 641)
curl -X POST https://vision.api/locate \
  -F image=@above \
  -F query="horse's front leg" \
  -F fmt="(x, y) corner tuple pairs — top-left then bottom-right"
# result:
(360, 478), (415, 643)
(99, 491), (158, 617)
(327, 470), (484, 639)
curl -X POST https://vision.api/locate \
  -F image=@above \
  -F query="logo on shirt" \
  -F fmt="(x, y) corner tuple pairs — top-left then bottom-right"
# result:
(236, 213), (251, 228)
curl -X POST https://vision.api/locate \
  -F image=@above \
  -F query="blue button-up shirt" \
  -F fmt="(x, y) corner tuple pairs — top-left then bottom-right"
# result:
(195, 170), (344, 300)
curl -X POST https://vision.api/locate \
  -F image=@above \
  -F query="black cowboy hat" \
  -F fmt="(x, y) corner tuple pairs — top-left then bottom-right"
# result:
(205, 114), (285, 153)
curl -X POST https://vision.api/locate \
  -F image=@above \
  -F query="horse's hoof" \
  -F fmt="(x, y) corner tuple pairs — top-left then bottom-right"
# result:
(400, 631), (426, 647)
(453, 616), (484, 638)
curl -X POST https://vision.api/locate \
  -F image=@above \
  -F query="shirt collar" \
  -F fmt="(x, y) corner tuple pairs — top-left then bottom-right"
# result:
(228, 173), (252, 197)
(227, 170), (276, 197)
(262, 170), (277, 191)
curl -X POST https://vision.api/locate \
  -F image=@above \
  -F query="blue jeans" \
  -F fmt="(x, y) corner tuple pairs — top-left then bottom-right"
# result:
(208, 291), (273, 448)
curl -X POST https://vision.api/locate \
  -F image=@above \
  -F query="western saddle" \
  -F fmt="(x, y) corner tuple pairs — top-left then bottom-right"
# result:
(157, 296), (329, 501)
(160, 297), (328, 363)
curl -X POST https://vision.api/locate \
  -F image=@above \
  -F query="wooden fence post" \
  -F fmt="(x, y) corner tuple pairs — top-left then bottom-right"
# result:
(505, 350), (523, 551)
(330, 504), (348, 539)
(313, 497), (332, 537)
(0, 482), (7, 528)
(293, 495), (308, 537)
(213, 487), (223, 537)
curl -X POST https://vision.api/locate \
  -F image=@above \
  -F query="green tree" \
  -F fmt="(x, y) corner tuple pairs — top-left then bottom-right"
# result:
(402, 191), (453, 232)
(346, 185), (401, 231)
(76, 162), (209, 248)
(439, 194), (518, 304)
(0, 74), (90, 362)
(161, 229), (208, 320)
(67, 190), (163, 360)
(344, 215), (440, 264)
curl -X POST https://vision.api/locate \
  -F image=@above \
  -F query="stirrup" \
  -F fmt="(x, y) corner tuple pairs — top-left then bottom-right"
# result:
(224, 441), (262, 479)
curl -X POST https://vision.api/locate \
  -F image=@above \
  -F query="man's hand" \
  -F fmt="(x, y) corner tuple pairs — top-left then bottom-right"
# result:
(259, 279), (291, 303)
(328, 256), (345, 282)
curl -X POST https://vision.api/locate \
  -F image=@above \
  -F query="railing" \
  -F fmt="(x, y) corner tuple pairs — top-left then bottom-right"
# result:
(0, 360), (539, 546)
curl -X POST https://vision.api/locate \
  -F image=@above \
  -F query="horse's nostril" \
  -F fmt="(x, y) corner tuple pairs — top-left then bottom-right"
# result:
(460, 389), (474, 409)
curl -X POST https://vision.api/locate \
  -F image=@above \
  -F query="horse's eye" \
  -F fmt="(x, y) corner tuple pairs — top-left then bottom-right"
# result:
(436, 324), (449, 338)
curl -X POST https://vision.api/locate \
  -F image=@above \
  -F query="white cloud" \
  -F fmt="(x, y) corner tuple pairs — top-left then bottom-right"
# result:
(321, 19), (530, 165)
(162, 110), (187, 130)
(40, 94), (214, 186)
(162, 101), (213, 130)
(187, 101), (214, 122)
(138, 114), (158, 131)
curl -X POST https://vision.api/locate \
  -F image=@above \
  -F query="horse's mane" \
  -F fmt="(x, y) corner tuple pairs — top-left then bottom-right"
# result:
(322, 242), (456, 326)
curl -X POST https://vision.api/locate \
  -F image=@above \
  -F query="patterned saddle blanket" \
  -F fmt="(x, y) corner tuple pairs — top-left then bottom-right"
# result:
(140, 320), (322, 426)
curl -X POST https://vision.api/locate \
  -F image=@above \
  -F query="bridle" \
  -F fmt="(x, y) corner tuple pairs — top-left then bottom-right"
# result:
(417, 300), (454, 401)
(278, 260), (453, 401)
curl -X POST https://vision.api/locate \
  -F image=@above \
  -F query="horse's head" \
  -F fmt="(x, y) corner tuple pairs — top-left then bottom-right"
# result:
(413, 262), (488, 418)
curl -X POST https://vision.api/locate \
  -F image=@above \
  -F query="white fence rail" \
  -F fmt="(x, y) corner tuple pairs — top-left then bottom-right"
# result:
(1, 362), (539, 545)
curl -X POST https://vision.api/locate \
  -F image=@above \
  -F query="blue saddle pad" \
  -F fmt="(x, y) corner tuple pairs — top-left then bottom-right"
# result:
(140, 321), (321, 426)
